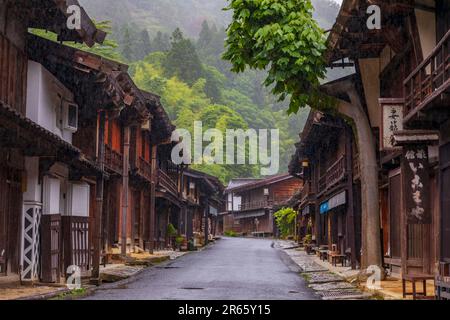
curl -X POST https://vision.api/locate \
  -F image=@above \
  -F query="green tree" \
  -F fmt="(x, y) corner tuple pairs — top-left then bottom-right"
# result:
(274, 208), (298, 238)
(223, 0), (383, 272)
(120, 26), (135, 61)
(137, 29), (152, 59)
(222, 0), (330, 114)
(198, 20), (213, 50)
(164, 28), (204, 85)
(153, 31), (170, 52)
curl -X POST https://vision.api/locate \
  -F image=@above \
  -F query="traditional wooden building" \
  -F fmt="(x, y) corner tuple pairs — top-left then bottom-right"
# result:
(289, 111), (362, 269)
(323, 0), (449, 297)
(181, 169), (224, 246)
(0, 0), (185, 286)
(224, 175), (302, 237)
(0, 0), (107, 282)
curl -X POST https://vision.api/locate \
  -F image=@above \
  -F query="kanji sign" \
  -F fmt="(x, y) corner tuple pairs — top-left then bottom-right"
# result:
(380, 99), (404, 150)
(402, 145), (431, 224)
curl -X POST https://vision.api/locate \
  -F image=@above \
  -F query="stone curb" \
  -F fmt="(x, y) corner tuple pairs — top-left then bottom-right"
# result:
(15, 242), (217, 300)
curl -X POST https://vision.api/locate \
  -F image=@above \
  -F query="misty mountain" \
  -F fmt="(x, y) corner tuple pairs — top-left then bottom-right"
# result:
(79, 0), (340, 38)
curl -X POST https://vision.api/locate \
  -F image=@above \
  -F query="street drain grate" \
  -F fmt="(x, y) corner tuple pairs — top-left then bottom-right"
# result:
(180, 287), (205, 290)
(156, 266), (180, 269)
(318, 290), (363, 298)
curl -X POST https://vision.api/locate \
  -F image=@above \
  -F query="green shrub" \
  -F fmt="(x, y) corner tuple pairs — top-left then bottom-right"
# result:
(224, 230), (238, 237)
(274, 207), (298, 238)
(167, 223), (178, 237)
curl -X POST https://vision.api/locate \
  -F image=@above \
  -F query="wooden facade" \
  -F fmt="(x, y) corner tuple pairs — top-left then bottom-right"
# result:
(290, 112), (361, 268)
(181, 169), (224, 246)
(224, 175), (302, 237)
(318, 0), (450, 297)
(0, 1), (192, 287)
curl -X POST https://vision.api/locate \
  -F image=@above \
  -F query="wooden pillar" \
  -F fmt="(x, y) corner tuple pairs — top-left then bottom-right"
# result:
(149, 145), (157, 253)
(91, 111), (106, 284)
(204, 199), (209, 245)
(121, 125), (130, 255)
(345, 126), (357, 269)
(139, 189), (145, 249)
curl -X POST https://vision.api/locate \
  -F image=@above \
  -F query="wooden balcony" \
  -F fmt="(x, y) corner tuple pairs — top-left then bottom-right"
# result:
(404, 28), (450, 123)
(136, 156), (152, 182)
(318, 155), (346, 195)
(104, 145), (123, 174)
(238, 197), (292, 211)
(157, 169), (179, 198)
(301, 181), (315, 203)
(0, 33), (27, 115)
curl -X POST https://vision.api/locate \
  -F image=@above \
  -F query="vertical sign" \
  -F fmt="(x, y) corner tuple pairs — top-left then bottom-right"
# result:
(402, 145), (431, 224)
(380, 99), (404, 150)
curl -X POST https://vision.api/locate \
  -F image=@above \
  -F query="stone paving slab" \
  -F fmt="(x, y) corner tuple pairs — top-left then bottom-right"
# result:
(304, 272), (345, 284)
(100, 265), (145, 283)
(309, 281), (356, 291)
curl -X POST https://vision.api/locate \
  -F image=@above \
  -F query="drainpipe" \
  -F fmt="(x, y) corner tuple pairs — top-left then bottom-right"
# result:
(121, 125), (130, 256)
(91, 110), (106, 284)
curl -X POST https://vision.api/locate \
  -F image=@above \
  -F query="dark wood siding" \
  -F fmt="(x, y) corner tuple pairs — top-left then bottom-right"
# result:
(441, 143), (450, 262)
(389, 172), (402, 259)
(0, 33), (27, 114)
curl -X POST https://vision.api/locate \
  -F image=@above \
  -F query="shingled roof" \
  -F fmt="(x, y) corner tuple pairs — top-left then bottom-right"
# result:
(27, 0), (106, 47)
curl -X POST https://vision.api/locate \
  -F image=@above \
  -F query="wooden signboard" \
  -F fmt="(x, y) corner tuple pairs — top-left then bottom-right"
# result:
(380, 98), (404, 150)
(401, 145), (431, 224)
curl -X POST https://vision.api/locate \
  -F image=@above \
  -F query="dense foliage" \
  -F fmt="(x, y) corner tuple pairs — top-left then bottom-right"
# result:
(274, 207), (298, 238)
(33, 0), (342, 184)
(223, 0), (333, 114)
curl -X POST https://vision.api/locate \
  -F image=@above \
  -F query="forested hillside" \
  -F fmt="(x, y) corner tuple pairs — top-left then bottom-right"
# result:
(68, 0), (342, 183)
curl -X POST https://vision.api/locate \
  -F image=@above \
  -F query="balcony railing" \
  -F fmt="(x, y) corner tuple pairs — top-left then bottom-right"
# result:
(137, 156), (152, 181)
(404, 28), (450, 122)
(318, 155), (346, 194)
(104, 145), (123, 174)
(301, 181), (315, 203)
(157, 169), (179, 197)
(238, 197), (291, 211)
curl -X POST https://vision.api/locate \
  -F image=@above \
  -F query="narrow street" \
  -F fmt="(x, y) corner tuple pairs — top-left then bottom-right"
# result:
(85, 238), (318, 300)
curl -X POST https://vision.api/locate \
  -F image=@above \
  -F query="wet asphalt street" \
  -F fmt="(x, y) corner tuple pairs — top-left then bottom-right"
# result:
(85, 237), (318, 300)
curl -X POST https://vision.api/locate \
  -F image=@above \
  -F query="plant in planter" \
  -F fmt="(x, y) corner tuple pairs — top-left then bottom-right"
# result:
(175, 236), (185, 251)
(167, 223), (178, 249)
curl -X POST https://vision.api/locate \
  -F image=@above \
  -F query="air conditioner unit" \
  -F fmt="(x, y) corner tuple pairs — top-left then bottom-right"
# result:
(62, 100), (78, 132)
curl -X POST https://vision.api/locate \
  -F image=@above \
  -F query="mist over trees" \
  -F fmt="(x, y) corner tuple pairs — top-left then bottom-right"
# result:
(73, 0), (342, 183)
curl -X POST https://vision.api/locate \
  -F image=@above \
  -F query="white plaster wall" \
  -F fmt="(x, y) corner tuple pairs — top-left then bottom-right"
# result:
(415, 8), (437, 60)
(23, 157), (42, 203)
(43, 176), (61, 215)
(26, 61), (75, 143)
(68, 182), (90, 217)
(227, 193), (242, 211)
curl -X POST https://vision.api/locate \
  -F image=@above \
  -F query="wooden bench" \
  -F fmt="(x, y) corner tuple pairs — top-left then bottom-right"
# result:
(330, 253), (347, 267)
(319, 249), (328, 261)
(402, 274), (435, 300)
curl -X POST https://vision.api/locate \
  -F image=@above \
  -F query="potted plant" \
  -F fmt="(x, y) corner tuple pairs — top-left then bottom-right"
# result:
(175, 236), (185, 251)
(303, 234), (313, 254)
(167, 223), (178, 249)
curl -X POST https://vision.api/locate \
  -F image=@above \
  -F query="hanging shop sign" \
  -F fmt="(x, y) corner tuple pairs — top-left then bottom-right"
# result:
(328, 191), (347, 211)
(320, 201), (329, 214)
(209, 205), (218, 216)
(402, 144), (431, 224)
(320, 191), (347, 215)
(380, 98), (404, 150)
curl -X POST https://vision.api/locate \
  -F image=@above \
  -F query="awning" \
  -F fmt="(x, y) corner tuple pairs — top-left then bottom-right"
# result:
(234, 210), (266, 220)
(209, 205), (218, 216)
(320, 191), (347, 214)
